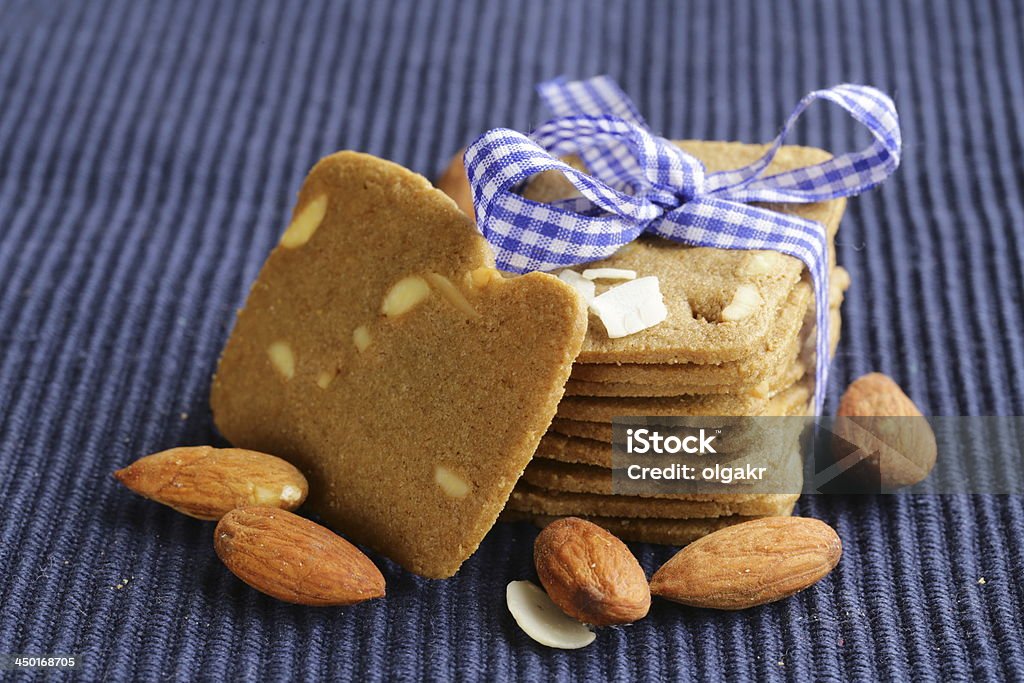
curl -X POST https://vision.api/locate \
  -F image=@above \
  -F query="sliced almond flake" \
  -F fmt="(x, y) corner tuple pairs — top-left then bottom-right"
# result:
(267, 341), (295, 379)
(381, 275), (431, 317)
(740, 251), (786, 277)
(588, 276), (668, 339)
(721, 284), (763, 322)
(426, 272), (479, 317)
(557, 269), (596, 304)
(506, 581), (595, 649)
(434, 465), (471, 499)
(581, 268), (637, 281)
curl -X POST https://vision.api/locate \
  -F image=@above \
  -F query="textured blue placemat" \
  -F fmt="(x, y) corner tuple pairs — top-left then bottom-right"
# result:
(1, 0), (1022, 680)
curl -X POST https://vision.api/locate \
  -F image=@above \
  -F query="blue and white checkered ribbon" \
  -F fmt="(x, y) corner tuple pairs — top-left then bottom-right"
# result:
(463, 76), (900, 413)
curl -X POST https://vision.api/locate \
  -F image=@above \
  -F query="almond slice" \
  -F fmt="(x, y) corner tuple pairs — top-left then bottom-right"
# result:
(381, 275), (431, 317)
(506, 580), (596, 649)
(740, 251), (786, 277)
(721, 284), (762, 322)
(588, 276), (668, 338)
(280, 194), (328, 248)
(581, 268), (637, 281)
(267, 341), (295, 380)
(426, 272), (479, 317)
(434, 465), (471, 499)
(353, 325), (372, 352)
(558, 269), (596, 304)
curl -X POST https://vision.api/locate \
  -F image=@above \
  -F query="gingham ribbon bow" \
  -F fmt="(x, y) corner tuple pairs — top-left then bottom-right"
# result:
(463, 76), (901, 413)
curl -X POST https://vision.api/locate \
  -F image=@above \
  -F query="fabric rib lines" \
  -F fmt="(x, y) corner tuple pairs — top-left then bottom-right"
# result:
(0, 1), (1022, 680)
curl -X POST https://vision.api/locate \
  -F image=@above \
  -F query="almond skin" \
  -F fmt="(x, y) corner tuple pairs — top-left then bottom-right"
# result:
(534, 517), (650, 626)
(833, 373), (937, 488)
(650, 517), (841, 610)
(113, 446), (308, 520)
(214, 507), (385, 606)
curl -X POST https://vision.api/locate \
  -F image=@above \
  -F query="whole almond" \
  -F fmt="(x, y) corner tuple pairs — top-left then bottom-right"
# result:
(214, 507), (385, 606)
(534, 517), (650, 626)
(113, 446), (308, 520)
(833, 373), (937, 489)
(650, 517), (841, 610)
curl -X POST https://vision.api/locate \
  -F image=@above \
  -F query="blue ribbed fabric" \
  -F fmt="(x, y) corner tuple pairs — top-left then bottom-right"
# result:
(1, 1), (1022, 680)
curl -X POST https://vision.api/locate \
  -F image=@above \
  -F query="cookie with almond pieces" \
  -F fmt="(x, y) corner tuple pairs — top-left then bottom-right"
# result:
(438, 141), (846, 364)
(568, 267), (848, 390)
(212, 152), (587, 578)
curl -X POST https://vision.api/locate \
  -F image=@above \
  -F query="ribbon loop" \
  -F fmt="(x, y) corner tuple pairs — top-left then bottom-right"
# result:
(705, 85), (901, 203)
(463, 76), (901, 413)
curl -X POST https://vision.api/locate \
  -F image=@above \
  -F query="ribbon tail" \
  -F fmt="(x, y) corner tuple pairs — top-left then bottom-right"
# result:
(537, 75), (648, 127)
(705, 84), (902, 204)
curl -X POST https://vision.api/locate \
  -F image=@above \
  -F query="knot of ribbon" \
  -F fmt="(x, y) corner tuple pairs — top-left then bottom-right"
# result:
(463, 76), (901, 413)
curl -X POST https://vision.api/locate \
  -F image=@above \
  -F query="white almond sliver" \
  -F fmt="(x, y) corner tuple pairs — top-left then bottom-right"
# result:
(557, 269), (596, 304)
(720, 284), (763, 322)
(581, 268), (637, 281)
(588, 276), (668, 339)
(506, 581), (595, 649)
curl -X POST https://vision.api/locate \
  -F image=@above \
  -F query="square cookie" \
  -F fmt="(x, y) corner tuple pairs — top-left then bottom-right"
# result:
(212, 152), (586, 578)
(568, 266), (849, 391)
(500, 509), (796, 546)
(438, 141), (847, 364)
(507, 483), (801, 520)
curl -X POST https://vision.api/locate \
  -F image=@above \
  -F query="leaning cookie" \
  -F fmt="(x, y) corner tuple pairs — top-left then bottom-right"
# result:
(212, 152), (587, 578)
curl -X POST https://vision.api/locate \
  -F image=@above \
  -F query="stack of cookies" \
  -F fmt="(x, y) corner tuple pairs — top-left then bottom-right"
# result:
(489, 141), (852, 544)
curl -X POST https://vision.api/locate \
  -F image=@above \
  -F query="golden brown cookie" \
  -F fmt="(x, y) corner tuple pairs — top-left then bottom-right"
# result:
(507, 483), (800, 520)
(547, 383), (813, 444)
(548, 417), (616, 443)
(564, 345), (809, 398)
(521, 446), (804, 500)
(537, 411), (806, 468)
(438, 141), (847, 364)
(500, 508), (797, 546)
(212, 152), (587, 578)
(564, 301), (842, 399)
(569, 285), (809, 390)
(557, 389), (766, 421)
(555, 376), (813, 422)
(537, 431), (612, 467)
(568, 267), (848, 391)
